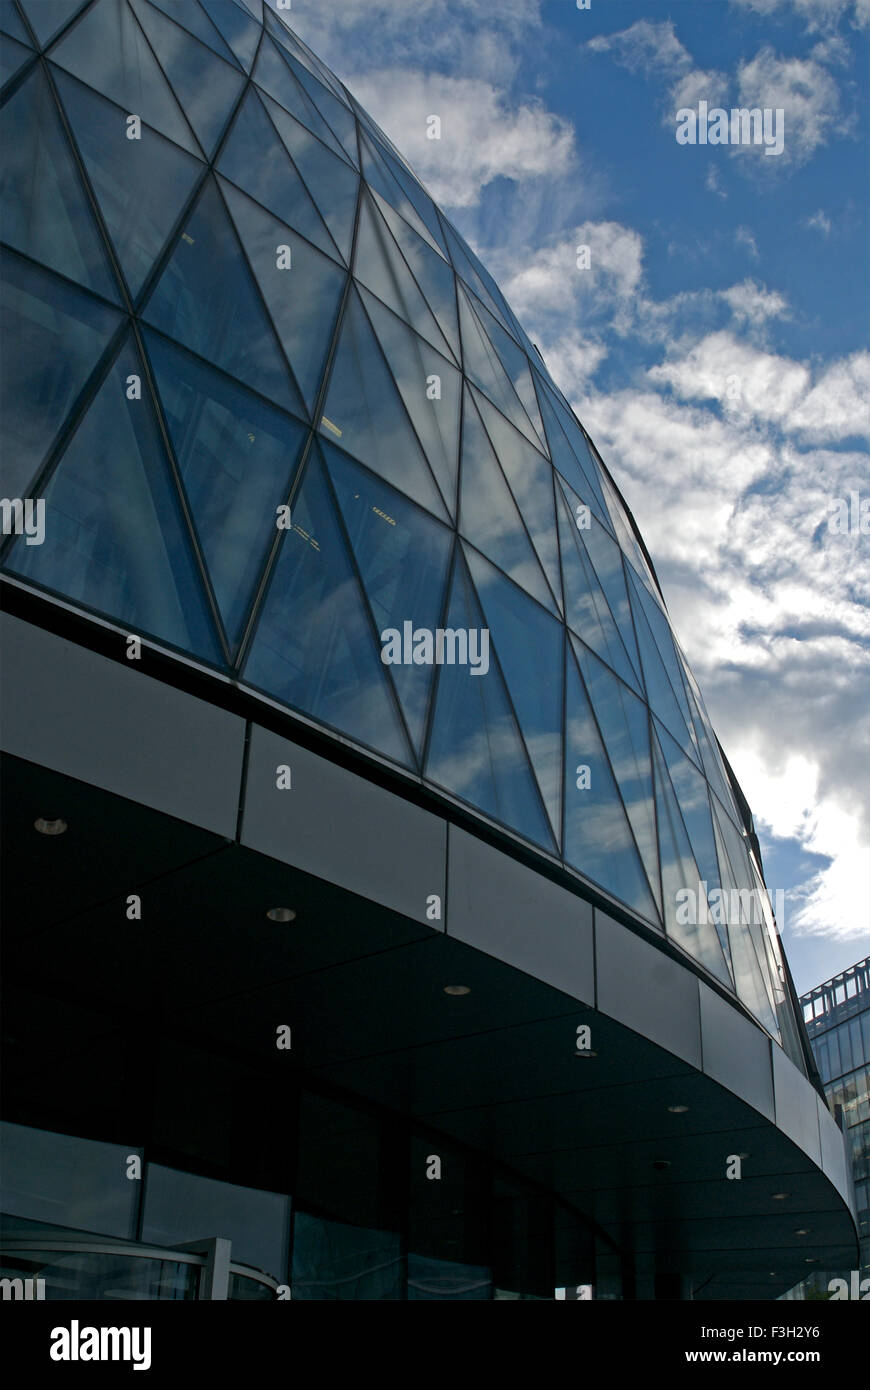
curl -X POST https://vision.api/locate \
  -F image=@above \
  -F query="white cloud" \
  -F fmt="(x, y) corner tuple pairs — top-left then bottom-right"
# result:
(729, 0), (870, 32)
(805, 208), (833, 235)
(719, 279), (790, 325)
(736, 225), (760, 258)
(586, 19), (728, 123)
(732, 46), (845, 168)
(344, 70), (575, 208)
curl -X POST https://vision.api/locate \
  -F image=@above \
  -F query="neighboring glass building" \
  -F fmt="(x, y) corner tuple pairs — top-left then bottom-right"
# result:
(0, 0), (858, 1299)
(785, 958), (870, 1299)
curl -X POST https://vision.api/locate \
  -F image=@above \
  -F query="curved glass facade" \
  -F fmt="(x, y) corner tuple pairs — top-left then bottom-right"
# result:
(0, 0), (802, 1058)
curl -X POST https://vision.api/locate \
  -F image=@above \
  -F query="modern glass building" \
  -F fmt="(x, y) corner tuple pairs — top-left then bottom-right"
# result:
(0, 0), (858, 1300)
(784, 958), (870, 1299)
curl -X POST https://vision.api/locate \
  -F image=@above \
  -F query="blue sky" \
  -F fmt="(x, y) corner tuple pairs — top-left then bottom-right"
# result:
(275, 0), (870, 994)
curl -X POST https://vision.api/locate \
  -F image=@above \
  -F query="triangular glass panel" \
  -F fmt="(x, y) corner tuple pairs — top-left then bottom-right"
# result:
(1, 2), (33, 45)
(679, 658), (737, 814)
(367, 134), (448, 258)
(252, 35), (349, 163)
(319, 288), (449, 523)
(128, 0), (245, 159)
(440, 218), (516, 335)
(242, 447), (411, 766)
(627, 569), (696, 759)
(472, 390), (563, 612)
(657, 719), (732, 973)
(354, 191), (454, 362)
(359, 129), (444, 258)
(465, 544), (564, 845)
(711, 795), (779, 1014)
(569, 493), (643, 686)
(557, 484), (641, 693)
(148, 0), (241, 66)
(49, 0), (199, 155)
(18, 0), (86, 47)
(458, 286), (540, 448)
(53, 69), (203, 300)
(710, 804), (779, 1035)
(650, 726), (731, 982)
(535, 375), (611, 531)
(0, 66), (120, 301)
(470, 293), (545, 449)
(627, 566), (701, 765)
(359, 287), (459, 519)
(274, 41), (358, 164)
(264, 6), (347, 103)
(261, 91), (358, 263)
(458, 388), (556, 615)
(426, 550), (555, 851)
(371, 189), (460, 363)
(324, 440), (452, 760)
(595, 456), (662, 602)
(217, 87), (339, 261)
(219, 177), (345, 415)
(572, 635), (660, 914)
(145, 330), (308, 655)
(0, 32), (32, 85)
(200, 0), (260, 72)
(142, 175), (303, 417)
(0, 249), (122, 500)
(564, 645), (660, 922)
(5, 330), (222, 662)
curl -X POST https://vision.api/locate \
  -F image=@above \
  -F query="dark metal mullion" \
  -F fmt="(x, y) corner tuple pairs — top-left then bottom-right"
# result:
(352, 286), (453, 525)
(134, 320), (232, 666)
(126, 0), (207, 160)
(468, 383), (562, 616)
(252, 83), (346, 265)
(318, 447), (418, 772)
(0, 299), (129, 567)
(418, 535), (458, 775)
(267, 30), (355, 168)
(42, 57), (135, 309)
(209, 172), (312, 422)
(194, 0), (250, 70)
(13, 0), (98, 55)
(231, 107), (366, 670)
(456, 540), (557, 853)
(367, 188), (459, 370)
(569, 633), (663, 926)
(468, 285), (546, 448)
(627, 563), (697, 756)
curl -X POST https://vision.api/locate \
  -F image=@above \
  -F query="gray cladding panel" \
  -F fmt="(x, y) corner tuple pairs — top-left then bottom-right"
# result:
(595, 910), (702, 1068)
(446, 825), (594, 1003)
(0, 614), (244, 837)
(699, 981), (774, 1120)
(241, 725), (446, 925)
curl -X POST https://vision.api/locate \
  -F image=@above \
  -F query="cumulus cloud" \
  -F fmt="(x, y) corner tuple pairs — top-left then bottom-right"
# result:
(586, 19), (728, 123)
(731, 46), (846, 168)
(729, 0), (870, 32)
(345, 71), (575, 208)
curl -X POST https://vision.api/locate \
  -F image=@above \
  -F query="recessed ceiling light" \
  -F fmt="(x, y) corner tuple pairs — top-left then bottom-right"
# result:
(34, 817), (67, 836)
(444, 985), (470, 996)
(266, 907), (296, 923)
(771, 1192), (790, 1201)
(573, 1049), (598, 1058)
(667, 1104), (689, 1113)
(804, 1257), (817, 1264)
(794, 1229), (810, 1236)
